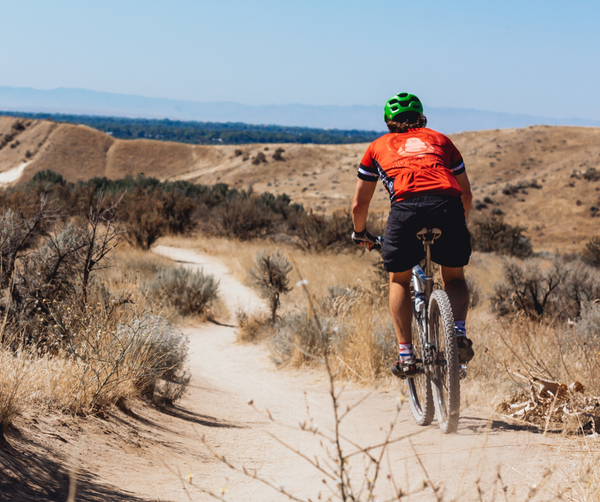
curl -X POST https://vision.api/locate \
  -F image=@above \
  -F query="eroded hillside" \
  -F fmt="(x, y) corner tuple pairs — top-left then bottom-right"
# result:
(1, 115), (600, 252)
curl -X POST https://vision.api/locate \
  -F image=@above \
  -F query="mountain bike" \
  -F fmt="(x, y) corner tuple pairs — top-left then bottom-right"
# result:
(372, 228), (463, 434)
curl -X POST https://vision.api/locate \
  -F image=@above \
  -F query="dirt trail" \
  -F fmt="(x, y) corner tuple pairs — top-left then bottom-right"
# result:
(95, 246), (580, 501)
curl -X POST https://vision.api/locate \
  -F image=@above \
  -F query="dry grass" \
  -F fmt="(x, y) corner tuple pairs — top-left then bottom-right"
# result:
(102, 243), (227, 323)
(333, 302), (396, 382)
(157, 234), (380, 311)
(100, 244), (172, 302)
(0, 349), (81, 425)
(236, 309), (273, 343)
(160, 234), (398, 382)
(0, 241), (194, 428)
(0, 305), (191, 427)
(169, 232), (600, 422)
(224, 241), (600, 500)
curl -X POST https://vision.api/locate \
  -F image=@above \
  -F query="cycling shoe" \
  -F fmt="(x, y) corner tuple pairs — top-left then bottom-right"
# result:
(456, 337), (474, 364)
(391, 357), (421, 379)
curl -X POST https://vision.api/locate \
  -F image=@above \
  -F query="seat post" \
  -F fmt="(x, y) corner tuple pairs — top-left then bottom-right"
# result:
(425, 241), (434, 300)
(415, 227), (441, 301)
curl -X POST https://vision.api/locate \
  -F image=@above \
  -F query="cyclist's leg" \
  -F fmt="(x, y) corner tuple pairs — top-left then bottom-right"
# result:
(440, 266), (469, 321)
(389, 270), (413, 344)
(440, 265), (474, 363)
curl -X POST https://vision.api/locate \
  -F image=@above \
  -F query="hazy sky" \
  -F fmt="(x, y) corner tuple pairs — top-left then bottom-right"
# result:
(1, 0), (599, 120)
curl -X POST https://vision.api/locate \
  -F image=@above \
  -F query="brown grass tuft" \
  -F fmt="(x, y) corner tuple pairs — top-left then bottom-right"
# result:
(235, 309), (273, 343)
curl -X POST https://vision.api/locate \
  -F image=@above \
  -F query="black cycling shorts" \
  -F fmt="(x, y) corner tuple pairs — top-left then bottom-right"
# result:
(382, 194), (471, 273)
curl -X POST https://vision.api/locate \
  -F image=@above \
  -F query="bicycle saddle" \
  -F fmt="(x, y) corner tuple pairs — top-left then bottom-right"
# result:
(416, 227), (442, 244)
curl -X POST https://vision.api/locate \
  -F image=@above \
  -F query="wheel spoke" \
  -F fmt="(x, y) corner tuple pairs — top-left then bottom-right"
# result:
(407, 306), (434, 426)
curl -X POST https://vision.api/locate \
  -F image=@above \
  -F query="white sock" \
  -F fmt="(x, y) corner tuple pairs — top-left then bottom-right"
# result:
(398, 343), (413, 363)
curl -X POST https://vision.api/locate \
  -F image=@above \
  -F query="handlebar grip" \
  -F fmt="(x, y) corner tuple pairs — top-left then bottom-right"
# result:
(369, 236), (384, 251)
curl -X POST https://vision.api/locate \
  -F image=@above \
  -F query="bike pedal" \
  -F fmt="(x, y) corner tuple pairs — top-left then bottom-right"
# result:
(391, 361), (422, 379)
(459, 364), (468, 380)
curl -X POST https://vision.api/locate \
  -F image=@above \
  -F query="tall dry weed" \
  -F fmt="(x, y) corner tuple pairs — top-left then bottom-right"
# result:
(0, 309), (190, 425)
(335, 304), (396, 381)
(235, 309), (273, 343)
(55, 296), (190, 410)
(0, 349), (82, 426)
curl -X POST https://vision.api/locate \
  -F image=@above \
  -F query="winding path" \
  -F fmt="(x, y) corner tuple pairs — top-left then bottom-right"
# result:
(107, 246), (581, 501)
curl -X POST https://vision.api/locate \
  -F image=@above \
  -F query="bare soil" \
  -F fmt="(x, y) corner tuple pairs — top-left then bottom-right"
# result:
(2, 246), (587, 501)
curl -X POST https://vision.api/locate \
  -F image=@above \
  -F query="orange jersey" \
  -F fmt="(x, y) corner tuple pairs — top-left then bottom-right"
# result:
(358, 128), (465, 203)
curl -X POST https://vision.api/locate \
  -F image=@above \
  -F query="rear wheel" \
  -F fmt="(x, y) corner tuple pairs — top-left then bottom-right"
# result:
(407, 314), (434, 426)
(429, 289), (460, 434)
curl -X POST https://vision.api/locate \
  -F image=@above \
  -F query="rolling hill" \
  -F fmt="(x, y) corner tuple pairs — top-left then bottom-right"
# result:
(1, 114), (600, 253)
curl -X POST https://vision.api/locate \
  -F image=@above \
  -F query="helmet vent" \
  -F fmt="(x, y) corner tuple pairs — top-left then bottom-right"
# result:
(384, 93), (423, 121)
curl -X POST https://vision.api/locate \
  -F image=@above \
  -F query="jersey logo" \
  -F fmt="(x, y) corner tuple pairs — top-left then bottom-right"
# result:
(397, 138), (434, 157)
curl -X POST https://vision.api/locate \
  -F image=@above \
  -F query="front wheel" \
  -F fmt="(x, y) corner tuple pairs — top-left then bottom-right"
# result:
(429, 290), (460, 434)
(407, 315), (434, 426)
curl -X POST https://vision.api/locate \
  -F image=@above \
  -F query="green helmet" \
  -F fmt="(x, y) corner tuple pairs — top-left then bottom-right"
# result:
(384, 93), (423, 122)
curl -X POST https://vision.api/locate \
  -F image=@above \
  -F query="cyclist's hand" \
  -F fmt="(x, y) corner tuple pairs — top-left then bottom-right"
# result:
(352, 229), (382, 251)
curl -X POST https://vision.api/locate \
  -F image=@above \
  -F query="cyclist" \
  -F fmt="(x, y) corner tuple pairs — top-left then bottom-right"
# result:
(351, 92), (474, 377)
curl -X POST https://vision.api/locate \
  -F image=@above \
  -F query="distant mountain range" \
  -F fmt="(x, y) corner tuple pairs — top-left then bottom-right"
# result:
(1, 86), (599, 134)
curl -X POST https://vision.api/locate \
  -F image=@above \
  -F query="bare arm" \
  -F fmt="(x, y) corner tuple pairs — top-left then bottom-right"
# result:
(351, 179), (377, 232)
(455, 172), (472, 221)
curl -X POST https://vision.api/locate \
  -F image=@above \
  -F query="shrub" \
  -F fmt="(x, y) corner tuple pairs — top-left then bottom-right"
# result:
(146, 266), (219, 317)
(582, 237), (600, 268)
(466, 276), (481, 308)
(292, 210), (354, 251)
(160, 190), (197, 235)
(470, 215), (532, 257)
(59, 308), (190, 409)
(370, 257), (390, 301)
(119, 187), (166, 249)
(251, 151), (267, 165)
(117, 315), (190, 404)
(269, 304), (396, 379)
(501, 179), (542, 196)
(272, 310), (337, 365)
(322, 285), (363, 316)
(248, 249), (293, 322)
(1, 201), (121, 349)
(583, 168), (600, 181)
(210, 196), (274, 240)
(236, 309), (273, 343)
(491, 257), (600, 321)
(30, 169), (66, 186)
(272, 147), (285, 161)
(0, 207), (46, 290)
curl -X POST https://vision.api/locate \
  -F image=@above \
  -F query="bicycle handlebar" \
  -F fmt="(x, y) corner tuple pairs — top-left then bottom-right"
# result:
(365, 235), (384, 252)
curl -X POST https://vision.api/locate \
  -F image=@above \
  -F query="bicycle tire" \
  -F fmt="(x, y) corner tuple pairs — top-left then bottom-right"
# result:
(407, 315), (434, 426)
(429, 289), (460, 434)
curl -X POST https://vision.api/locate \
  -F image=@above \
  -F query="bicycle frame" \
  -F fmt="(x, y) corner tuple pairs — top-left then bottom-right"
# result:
(410, 228), (441, 368)
(403, 228), (462, 432)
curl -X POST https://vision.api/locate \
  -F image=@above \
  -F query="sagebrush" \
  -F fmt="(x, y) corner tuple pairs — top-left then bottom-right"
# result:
(470, 215), (532, 257)
(491, 256), (600, 320)
(248, 249), (293, 322)
(146, 265), (219, 317)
